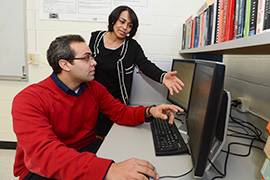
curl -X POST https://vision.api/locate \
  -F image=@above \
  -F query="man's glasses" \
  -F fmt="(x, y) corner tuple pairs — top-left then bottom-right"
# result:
(73, 54), (94, 62)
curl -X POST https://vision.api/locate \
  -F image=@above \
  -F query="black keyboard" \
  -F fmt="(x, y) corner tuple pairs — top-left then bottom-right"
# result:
(150, 118), (189, 156)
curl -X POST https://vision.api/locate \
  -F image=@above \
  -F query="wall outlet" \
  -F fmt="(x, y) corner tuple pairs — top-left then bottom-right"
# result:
(27, 53), (40, 65)
(237, 96), (251, 112)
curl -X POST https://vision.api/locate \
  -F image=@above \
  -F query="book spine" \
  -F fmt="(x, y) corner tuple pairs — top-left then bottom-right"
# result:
(204, 9), (209, 46)
(249, 0), (258, 35)
(218, 0), (225, 43)
(199, 12), (205, 47)
(211, 0), (219, 44)
(256, 0), (266, 34)
(191, 19), (195, 48)
(244, 0), (252, 37)
(263, 0), (270, 30)
(222, 0), (229, 40)
(234, 0), (240, 38)
(181, 24), (186, 49)
(225, 0), (236, 40)
(195, 16), (201, 47)
(236, 0), (246, 38)
(207, 4), (214, 45)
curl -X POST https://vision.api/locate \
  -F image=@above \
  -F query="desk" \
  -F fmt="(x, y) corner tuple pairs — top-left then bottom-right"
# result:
(97, 110), (265, 179)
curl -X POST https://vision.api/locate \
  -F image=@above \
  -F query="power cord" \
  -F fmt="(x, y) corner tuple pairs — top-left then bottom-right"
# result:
(229, 108), (265, 143)
(159, 167), (193, 179)
(228, 124), (251, 135)
(209, 138), (262, 180)
(208, 105), (265, 180)
(158, 149), (192, 179)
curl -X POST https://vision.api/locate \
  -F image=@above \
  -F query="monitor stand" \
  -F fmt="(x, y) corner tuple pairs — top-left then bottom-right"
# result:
(175, 112), (188, 135)
(205, 90), (231, 171)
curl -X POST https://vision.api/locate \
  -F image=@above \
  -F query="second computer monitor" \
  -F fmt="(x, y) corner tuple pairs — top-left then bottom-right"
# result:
(187, 60), (225, 178)
(167, 59), (196, 112)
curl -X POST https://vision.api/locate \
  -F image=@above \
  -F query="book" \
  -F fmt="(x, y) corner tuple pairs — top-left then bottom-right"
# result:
(224, 0), (236, 40)
(204, 9), (209, 46)
(194, 16), (200, 48)
(234, 0), (240, 38)
(263, 0), (270, 30)
(217, 0), (225, 43)
(256, 0), (266, 34)
(185, 16), (193, 49)
(244, 0), (252, 37)
(181, 24), (186, 49)
(211, 0), (220, 44)
(236, 0), (246, 38)
(190, 19), (195, 48)
(199, 11), (205, 47)
(207, 4), (214, 45)
(222, 0), (229, 40)
(249, 0), (258, 35)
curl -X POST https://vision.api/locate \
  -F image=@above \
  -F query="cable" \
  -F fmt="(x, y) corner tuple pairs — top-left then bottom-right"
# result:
(228, 118), (265, 143)
(230, 115), (261, 137)
(230, 112), (263, 136)
(221, 138), (263, 157)
(208, 107), (265, 180)
(159, 167), (193, 179)
(229, 109), (265, 143)
(227, 134), (266, 143)
(227, 128), (254, 137)
(209, 138), (264, 180)
(228, 124), (250, 135)
(227, 127), (265, 143)
(174, 117), (184, 124)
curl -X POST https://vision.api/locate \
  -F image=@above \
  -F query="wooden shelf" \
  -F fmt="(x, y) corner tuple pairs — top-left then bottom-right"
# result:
(179, 31), (270, 55)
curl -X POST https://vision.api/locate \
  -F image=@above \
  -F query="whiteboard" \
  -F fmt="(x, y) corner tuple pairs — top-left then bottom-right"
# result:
(40, 0), (151, 24)
(0, 0), (27, 81)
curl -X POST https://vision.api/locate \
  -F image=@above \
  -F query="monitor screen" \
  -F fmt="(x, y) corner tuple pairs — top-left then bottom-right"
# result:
(167, 59), (196, 112)
(186, 60), (225, 177)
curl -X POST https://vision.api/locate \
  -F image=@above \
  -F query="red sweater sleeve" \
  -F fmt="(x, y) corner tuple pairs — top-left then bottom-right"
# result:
(92, 81), (146, 126)
(12, 91), (113, 180)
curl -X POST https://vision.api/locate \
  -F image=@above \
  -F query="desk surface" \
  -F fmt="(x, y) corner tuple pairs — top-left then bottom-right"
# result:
(97, 112), (265, 179)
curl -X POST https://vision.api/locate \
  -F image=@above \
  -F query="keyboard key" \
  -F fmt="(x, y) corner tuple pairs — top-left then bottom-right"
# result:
(150, 118), (189, 156)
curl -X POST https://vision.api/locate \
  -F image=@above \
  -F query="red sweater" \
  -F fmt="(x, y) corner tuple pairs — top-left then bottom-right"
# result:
(12, 77), (146, 180)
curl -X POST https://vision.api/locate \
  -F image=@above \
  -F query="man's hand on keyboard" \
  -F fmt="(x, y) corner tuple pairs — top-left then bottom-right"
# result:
(105, 158), (159, 180)
(149, 104), (183, 124)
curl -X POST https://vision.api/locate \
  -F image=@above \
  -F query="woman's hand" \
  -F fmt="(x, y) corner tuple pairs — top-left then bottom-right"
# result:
(163, 71), (184, 95)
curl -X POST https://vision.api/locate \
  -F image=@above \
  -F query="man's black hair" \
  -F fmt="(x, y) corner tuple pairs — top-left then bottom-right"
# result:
(47, 35), (85, 74)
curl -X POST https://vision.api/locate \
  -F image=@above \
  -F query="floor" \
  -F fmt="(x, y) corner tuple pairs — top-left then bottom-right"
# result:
(0, 149), (17, 179)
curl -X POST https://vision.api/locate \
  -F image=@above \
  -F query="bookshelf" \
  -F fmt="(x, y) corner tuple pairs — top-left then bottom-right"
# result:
(180, 0), (270, 57)
(180, 31), (270, 55)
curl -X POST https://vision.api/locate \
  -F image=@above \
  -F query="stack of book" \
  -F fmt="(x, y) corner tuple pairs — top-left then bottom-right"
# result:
(181, 0), (270, 50)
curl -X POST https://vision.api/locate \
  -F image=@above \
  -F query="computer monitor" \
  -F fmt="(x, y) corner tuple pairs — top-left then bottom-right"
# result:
(167, 59), (196, 112)
(186, 60), (225, 178)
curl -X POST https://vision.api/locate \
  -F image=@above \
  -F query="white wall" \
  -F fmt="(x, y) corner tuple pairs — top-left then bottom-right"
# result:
(224, 55), (270, 120)
(0, 0), (204, 141)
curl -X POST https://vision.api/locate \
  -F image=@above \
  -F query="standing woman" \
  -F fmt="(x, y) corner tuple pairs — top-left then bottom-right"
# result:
(89, 5), (184, 138)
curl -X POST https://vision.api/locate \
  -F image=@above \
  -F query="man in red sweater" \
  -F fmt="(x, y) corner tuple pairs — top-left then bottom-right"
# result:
(12, 35), (182, 180)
